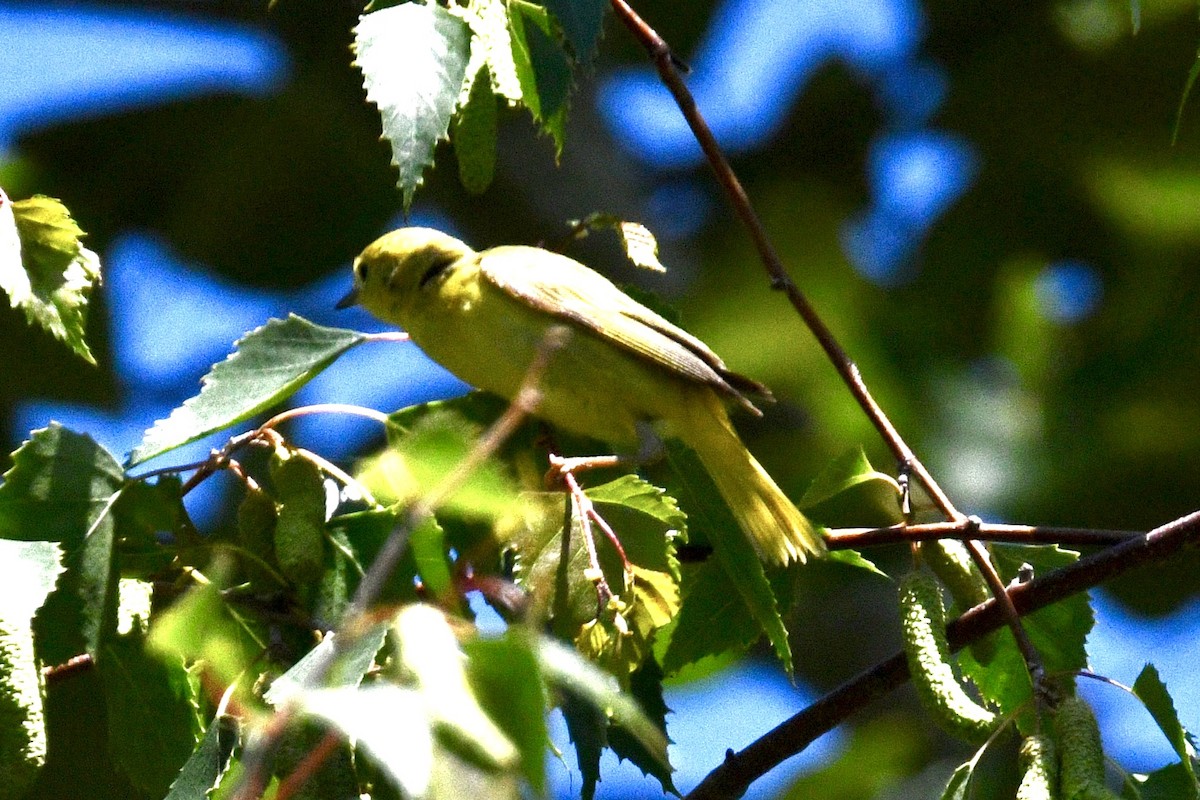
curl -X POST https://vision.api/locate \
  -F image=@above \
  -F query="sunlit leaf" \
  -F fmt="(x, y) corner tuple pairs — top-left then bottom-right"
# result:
(799, 445), (904, 528)
(148, 579), (263, 690)
(508, 0), (571, 154)
(355, 2), (472, 209)
(360, 406), (518, 521)
(1132, 664), (1199, 797)
(0, 194), (101, 364)
(463, 631), (550, 793)
(0, 539), (61, 795)
(130, 315), (367, 466)
(163, 715), (239, 800)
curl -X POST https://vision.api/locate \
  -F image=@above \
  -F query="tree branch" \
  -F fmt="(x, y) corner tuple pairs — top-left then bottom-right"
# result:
(826, 521), (1138, 548)
(684, 508), (1200, 800)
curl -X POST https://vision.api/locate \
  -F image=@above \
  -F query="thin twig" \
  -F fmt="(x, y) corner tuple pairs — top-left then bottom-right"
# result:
(684, 507), (1200, 800)
(607, 0), (958, 522)
(826, 521), (1137, 548)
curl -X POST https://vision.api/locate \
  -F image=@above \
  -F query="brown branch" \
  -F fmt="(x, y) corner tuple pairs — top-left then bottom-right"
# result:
(684, 508), (1200, 800)
(826, 521), (1137, 548)
(608, 0), (1053, 720)
(607, 0), (957, 522)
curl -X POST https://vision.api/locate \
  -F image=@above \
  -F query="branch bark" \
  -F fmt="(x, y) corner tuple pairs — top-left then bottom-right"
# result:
(685, 508), (1200, 800)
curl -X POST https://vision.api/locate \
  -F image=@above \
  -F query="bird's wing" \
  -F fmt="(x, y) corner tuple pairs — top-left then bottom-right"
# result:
(479, 246), (770, 412)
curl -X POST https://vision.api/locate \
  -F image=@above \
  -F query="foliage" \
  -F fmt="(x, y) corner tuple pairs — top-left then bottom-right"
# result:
(1, 1), (1199, 799)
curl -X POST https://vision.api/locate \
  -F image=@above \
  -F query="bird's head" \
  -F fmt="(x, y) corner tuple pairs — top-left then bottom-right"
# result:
(336, 227), (474, 319)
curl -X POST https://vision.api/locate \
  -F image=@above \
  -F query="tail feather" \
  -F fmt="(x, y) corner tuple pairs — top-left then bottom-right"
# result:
(683, 396), (825, 565)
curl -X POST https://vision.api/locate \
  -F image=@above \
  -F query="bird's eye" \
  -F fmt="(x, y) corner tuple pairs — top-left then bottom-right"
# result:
(356, 262), (370, 282)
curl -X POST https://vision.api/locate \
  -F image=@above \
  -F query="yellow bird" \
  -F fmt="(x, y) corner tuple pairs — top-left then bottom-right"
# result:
(337, 227), (824, 565)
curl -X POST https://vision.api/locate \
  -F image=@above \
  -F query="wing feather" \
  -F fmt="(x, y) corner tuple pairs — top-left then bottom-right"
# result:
(479, 246), (770, 413)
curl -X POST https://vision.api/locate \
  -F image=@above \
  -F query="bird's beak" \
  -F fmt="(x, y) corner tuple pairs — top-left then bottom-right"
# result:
(335, 287), (359, 310)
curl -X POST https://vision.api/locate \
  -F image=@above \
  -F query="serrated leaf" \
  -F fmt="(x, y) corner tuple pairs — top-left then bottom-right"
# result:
(799, 445), (904, 528)
(32, 495), (119, 665)
(0, 194), (102, 364)
(100, 629), (200, 796)
(460, 0), (524, 104)
(537, 636), (669, 781)
(661, 560), (761, 675)
(606, 657), (676, 795)
(130, 315), (367, 466)
(544, 0), (606, 62)
(463, 631), (550, 793)
(0, 541), (59, 795)
(453, 65), (498, 195)
(501, 475), (681, 677)
(163, 714), (239, 800)
(355, 2), (472, 209)
(959, 544), (1093, 715)
(561, 689), (606, 800)
(1135, 762), (1200, 800)
(508, 0), (571, 154)
(665, 442), (792, 674)
(0, 423), (125, 544)
(1133, 664), (1199, 797)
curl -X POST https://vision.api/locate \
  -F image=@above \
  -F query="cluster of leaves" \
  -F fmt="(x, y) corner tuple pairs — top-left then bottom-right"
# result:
(354, 0), (608, 208)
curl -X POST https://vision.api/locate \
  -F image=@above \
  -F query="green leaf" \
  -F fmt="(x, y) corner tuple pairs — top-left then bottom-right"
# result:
(32, 493), (119, 664)
(0, 423), (125, 544)
(100, 629), (200, 796)
(661, 560), (761, 674)
(354, 2), (472, 209)
(163, 715), (239, 800)
(453, 65), (498, 195)
(360, 406), (519, 521)
(0, 541), (60, 796)
(1134, 762), (1200, 800)
(536, 637), (669, 780)
(508, 0), (572, 154)
(940, 760), (974, 800)
(561, 689), (606, 800)
(462, 631), (550, 793)
(270, 449), (328, 585)
(148, 578), (263, 690)
(0, 194), (102, 364)
(1173, 45), (1200, 146)
(502, 475), (681, 678)
(606, 657), (676, 795)
(959, 544), (1093, 716)
(544, 0), (606, 62)
(1133, 664), (1199, 797)
(264, 624), (387, 707)
(459, 0), (523, 104)
(798, 445), (904, 528)
(666, 442), (793, 674)
(397, 604), (517, 772)
(130, 315), (367, 466)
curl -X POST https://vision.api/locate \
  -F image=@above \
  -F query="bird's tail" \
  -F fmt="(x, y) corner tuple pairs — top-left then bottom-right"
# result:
(682, 395), (824, 565)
